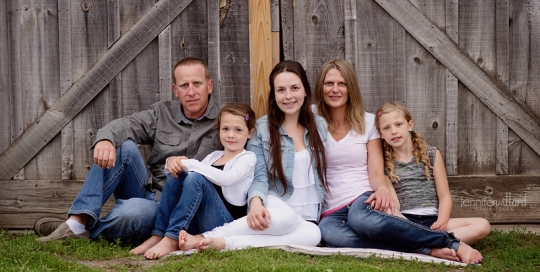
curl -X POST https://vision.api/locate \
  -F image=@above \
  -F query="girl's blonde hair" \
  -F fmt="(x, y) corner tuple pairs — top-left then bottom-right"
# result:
(374, 102), (431, 183)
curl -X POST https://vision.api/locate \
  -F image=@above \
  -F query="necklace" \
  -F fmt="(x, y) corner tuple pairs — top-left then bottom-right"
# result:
(332, 123), (350, 134)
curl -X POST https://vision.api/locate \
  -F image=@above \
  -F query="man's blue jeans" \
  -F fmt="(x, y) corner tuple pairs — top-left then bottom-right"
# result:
(319, 192), (459, 254)
(152, 172), (234, 240)
(68, 140), (158, 245)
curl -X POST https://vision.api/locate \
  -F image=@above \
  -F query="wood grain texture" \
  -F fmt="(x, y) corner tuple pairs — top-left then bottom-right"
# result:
(495, 0), (510, 174)
(300, 0), (344, 87)
(374, 0), (540, 161)
(356, 0), (395, 112)
(403, 0), (447, 158)
(249, 0), (272, 118)
(219, 0), (250, 105)
(457, 0), (497, 175)
(0, 0), (10, 155)
(1, 176), (538, 229)
(0, 0), (194, 180)
(448, 176), (540, 223)
(445, 0), (459, 175)
(0, 180), (114, 229)
(280, 0), (294, 60)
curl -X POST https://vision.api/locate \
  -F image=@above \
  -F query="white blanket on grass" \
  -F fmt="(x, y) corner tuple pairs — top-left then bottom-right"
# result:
(170, 244), (465, 266)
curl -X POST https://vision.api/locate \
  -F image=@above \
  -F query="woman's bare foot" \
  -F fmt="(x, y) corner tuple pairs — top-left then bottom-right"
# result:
(455, 242), (483, 264)
(429, 248), (459, 262)
(178, 230), (204, 251)
(130, 235), (162, 255)
(143, 236), (180, 260)
(196, 237), (226, 252)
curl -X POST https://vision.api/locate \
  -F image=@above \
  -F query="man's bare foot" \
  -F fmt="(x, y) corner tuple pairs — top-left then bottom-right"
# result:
(143, 236), (180, 260)
(178, 230), (204, 251)
(130, 235), (162, 255)
(455, 242), (483, 264)
(196, 237), (226, 252)
(429, 248), (459, 262)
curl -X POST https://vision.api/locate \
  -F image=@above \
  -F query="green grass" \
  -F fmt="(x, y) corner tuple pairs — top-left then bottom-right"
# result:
(1, 228), (539, 271)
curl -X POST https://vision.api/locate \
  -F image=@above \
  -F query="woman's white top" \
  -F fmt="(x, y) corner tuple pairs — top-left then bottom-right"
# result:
(165, 150), (256, 206)
(285, 149), (319, 221)
(323, 112), (380, 213)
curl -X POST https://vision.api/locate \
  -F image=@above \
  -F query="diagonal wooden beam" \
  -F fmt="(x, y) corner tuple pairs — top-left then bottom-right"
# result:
(0, 0), (194, 180)
(373, 0), (540, 156)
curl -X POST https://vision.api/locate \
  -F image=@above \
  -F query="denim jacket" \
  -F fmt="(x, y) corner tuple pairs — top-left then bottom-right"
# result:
(246, 114), (328, 221)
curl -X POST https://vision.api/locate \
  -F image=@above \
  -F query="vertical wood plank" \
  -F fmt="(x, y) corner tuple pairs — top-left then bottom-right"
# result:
(107, 0), (120, 48)
(70, 0), (110, 180)
(445, 0), (459, 175)
(344, 0), (358, 71)
(171, 1), (209, 67)
(356, 0), (395, 112)
(293, 0), (306, 68)
(271, 0), (280, 67)
(219, 0), (251, 104)
(207, 0), (220, 101)
(59, 0), (73, 180)
(507, 0), (540, 175)
(280, 0), (294, 60)
(457, 0), (497, 175)
(495, 0), (509, 175)
(19, 0), (61, 180)
(158, 25), (173, 101)
(7, 1), (24, 180)
(300, 1), (344, 89)
(118, 1), (160, 117)
(404, 0), (447, 156)
(0, 0), (10, 155)
(249, 0), (272, 118)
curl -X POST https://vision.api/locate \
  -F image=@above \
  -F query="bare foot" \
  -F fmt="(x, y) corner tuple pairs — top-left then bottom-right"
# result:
(429, 248), (459, 262)
(178, 230), (204, 251)
(455, 242), (483, 264)
(143, 236), (180, 260)
(130, 235), (162, 255)
(196, 237), (226, 252)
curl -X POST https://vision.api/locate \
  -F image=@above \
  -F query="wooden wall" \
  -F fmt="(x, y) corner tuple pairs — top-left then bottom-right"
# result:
(1, 0), (539, 228)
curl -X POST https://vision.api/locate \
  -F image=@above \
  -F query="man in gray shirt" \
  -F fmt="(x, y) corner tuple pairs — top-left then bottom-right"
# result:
(35, 57), (223, 245)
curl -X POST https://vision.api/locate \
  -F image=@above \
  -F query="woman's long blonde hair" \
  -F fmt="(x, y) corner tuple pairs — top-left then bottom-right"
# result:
(314, 59), (366, 135)
(374, 102), (431, 183)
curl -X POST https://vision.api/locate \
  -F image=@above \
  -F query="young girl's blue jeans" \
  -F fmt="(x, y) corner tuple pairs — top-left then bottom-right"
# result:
(68, 140), (158, 245)
(152, 172), (235, 240)
(319, 192), (460, 254)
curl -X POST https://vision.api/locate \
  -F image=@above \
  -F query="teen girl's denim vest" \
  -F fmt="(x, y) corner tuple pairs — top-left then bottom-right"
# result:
(246, 115), (328, 221)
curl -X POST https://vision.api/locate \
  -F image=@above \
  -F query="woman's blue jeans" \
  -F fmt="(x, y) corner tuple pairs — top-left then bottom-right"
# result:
(319, 192), (459, 254)
(68, 140), (158, 245)
(152, 172), (234, 240)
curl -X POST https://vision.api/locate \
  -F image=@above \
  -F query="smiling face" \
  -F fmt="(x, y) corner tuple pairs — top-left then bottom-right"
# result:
(173, 64), (213, 119)
(378, 110), (415, 149)
(322, 68), (349, 111)
(219, 112), (254, 155)
(273, 72), (306, 117)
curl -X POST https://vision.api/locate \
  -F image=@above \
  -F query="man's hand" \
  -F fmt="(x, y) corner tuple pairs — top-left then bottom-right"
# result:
(166, 156), (188, 178)
(247, 197), (271, 230)
(365, 186), (395, 213)
(93, 140), (116, 169)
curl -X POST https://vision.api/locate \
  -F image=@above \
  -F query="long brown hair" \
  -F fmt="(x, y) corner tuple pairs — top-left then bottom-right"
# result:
(314, 59), (366, 135)
(266, 61), (328, 193)
(374, 102), (431, 183)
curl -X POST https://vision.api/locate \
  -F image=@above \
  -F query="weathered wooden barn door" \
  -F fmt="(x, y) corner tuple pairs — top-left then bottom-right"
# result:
(275, 0), (540, 224)
(0, 0), (250, 229)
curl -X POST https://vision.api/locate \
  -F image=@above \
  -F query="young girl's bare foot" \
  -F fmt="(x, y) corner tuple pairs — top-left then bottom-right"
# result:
(196, 237), (226, 252)
(178, 230), (204, 251)
(130, 235), (162, 255)
(455, 242), (483, 264)
(143, 236), (180, 260)
(429, 248), (459, 262)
